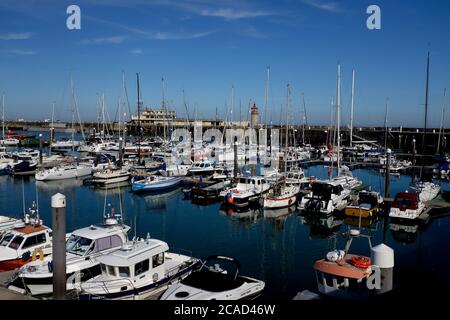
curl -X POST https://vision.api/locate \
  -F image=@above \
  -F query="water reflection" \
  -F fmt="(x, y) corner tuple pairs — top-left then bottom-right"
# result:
(263, 206), (296, 230)
(142, 188), (180, 211)
(299, 212), (344, 239)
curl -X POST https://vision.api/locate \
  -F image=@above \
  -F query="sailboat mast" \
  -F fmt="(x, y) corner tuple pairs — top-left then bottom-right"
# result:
(301, 93), (306, 146)
(384, 98), (389, 152)
(1, 94), (5, 140)
(136, 73), (142, 162)
(161, 77), (166, 141)
(285, 83), (291, 174)
(437, 88), (447, 154)
(264, 67), (270, 128)
(350, 69), (355, 148)
(336, 63), (341, 174)
(50, 102), (55, 156)
(422, 51), (430, 154)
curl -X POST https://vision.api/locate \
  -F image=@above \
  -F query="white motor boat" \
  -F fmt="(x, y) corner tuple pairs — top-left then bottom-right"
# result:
(0, 204), (52, 272)
(35, 164), (92, 181)
(160, 256), (265, 300)
(78, 237), (200, 300)
(91, 168), (130, 186)
(187, 161), (217, 177)
(0, 138), (19, 146)
(220, 176), (271, 209)
(299, 177), (354, 214)
(410, 181), (440, 203)
(7, 215), (130, 296)
(51, 139), (83, 150)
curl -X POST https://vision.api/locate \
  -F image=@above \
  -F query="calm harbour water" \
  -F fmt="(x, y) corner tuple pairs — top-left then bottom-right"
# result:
(1, 161), (450, 300)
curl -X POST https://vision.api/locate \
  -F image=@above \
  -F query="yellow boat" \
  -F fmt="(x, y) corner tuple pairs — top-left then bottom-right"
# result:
(344, 190), (383, 218)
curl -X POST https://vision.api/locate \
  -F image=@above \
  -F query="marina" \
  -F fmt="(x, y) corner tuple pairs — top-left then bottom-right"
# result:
(1, 1), (450, 309)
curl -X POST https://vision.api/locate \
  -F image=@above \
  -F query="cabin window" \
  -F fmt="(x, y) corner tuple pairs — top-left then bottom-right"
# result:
(118, 267), (130, 277)
(22, 233), (46, 249)
(134, 259), (150, 276)
(152, 253), (164, 268)
(107, 265), (116, 277)
(94, 235), (121, 253)
(0, 233), (14, 247)
(100, 264), (106, 274)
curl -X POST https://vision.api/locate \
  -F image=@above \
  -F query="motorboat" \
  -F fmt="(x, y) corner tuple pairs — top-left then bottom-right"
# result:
(221, 176), (271, 209)
(389, 181), (440, 220)
(7, 214), (130, 296)
(313, 230), (394, 300)
(91, 168), (130, 186)
(160, 256), (265, 300)
(51, 139), (83, 150)
(345, 190), (383, 218)
(299, 178), (352, 214)
(131, 175), (181, 193)
(187, 161), (217, 177)
(78, 237), (200, 300)
(410, 181), (440, 203)
(35, 164), (92, 181)
(0, 203), (52, 272)
(0, 138), (19, 146)
(389, 192), (425, 220)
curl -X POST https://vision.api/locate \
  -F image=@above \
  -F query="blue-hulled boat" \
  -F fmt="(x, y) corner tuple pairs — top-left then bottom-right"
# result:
(131, 175), (181, 193)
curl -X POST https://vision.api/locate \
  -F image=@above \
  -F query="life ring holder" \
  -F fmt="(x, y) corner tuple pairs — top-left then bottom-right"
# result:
(32, 248), (45, 261)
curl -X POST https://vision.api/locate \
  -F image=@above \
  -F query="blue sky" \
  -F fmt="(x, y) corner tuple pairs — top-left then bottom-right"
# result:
(0, 0), (449, 127)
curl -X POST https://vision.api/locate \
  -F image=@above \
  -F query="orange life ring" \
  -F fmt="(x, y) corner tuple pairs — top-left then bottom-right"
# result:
(350, 256), (371, 269)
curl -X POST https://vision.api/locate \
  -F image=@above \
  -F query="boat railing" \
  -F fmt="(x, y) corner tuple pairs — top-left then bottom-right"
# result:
(80, 277), (136, 296)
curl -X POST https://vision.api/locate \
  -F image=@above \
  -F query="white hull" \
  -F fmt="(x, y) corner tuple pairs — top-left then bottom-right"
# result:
(35, 165), (92, 181)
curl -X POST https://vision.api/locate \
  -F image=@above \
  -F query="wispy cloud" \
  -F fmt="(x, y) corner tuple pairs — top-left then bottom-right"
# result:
(145, 30), (215, 40)
(303, 0), (344, 13)
(130, 48), (143, 54)
(79, 36), (127, 45)
(0, 32), (33, 40)
(0, 49), (36, 55)
(198, 8), (272, 20)
(85, 15), (216, 40)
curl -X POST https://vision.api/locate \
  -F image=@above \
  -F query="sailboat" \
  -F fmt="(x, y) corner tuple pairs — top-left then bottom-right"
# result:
(0, 95), (19, 147)
(262, 84), (299, 209)
(51, 76), (85, 151)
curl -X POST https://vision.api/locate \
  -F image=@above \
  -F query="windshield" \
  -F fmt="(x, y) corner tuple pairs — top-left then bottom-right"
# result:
(9, 235), (24, 249)
(66, 235), (93, 256)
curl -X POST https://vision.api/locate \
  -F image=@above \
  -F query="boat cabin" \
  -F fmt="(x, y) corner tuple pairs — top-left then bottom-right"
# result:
(65, 219), (130, 257)
(392, 192), (419, 211)
(96, 239), (169, 285)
